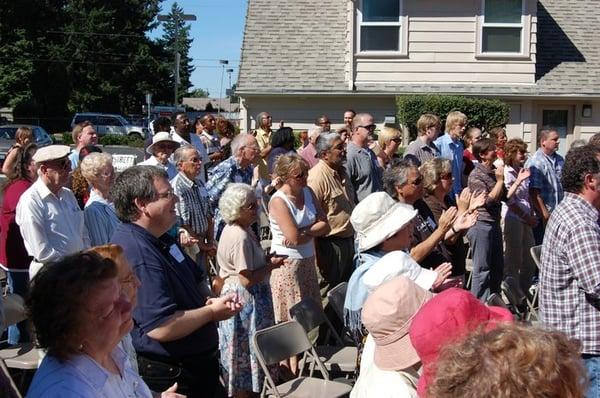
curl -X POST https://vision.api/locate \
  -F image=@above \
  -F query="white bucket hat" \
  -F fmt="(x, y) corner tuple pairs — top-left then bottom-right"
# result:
(350, 192), (418, 252)
(146, 131), (180, 154)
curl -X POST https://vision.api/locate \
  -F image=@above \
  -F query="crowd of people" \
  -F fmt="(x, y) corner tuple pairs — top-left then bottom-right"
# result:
(0, 110), (599, 398)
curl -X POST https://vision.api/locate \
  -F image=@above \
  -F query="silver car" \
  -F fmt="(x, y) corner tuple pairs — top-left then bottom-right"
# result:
(71, 113), (149, 140)
(0, 124), (53, 163)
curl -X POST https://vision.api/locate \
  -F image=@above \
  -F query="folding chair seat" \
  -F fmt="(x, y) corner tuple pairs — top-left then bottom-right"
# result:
(252, 320), (352, 398)
(289, 298), (357, 374)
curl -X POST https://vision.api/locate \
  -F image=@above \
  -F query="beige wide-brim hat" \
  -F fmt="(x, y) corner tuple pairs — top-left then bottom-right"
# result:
(350, 192), (418, 252)
(146, 131), (180, 154)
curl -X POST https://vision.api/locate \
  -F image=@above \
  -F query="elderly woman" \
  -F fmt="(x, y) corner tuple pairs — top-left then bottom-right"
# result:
(503, 138), (537, 293)
(344, 192), (450, 342)
(420, 158), (485, 281)
(71, 145), (103, 209)
(138, 132), (180, 180)
(217, 183), (286, 397)
(376, 126), (402, 169)
(26, 252), (183, 397)
(268, 153), (330, 326)
(0, 143), (37, 345)
(80, 152), (120, 246)
(382, 160), (476, 275)
(87, 244), (141, 373)
(467, 137), (506, 300)
(1, 126), (34, 175)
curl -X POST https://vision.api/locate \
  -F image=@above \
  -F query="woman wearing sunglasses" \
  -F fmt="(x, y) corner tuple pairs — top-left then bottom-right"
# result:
(376, 126), (403, 169)
(268, 153), (330, 372)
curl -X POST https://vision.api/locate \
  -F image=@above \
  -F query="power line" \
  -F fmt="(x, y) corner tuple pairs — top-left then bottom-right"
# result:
(0, 56), (238, 68)
(46, 30), (148, 38)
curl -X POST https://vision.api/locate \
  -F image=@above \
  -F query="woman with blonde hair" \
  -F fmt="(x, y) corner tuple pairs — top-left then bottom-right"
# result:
(268, 154), (330, 324)
(80, 152), (120, 246)
(376, 126), (402, 169)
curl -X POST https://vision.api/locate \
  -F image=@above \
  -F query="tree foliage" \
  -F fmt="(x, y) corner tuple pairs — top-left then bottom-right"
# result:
(157, 2), (195, 103)
(0, 0), (186, 132)
(189, 88), (210, 98)
(396, 94), (510, 141)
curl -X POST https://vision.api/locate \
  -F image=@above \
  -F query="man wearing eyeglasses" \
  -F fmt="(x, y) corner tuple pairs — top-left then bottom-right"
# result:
(345, 113), (384, 203)
(16, 145), (91, 278)
(111, 165), (241, 397)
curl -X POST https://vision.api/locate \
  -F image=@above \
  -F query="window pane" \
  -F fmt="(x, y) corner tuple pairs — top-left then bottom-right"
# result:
(361, 26), (399, 51)
(363, 0), (399, 22)
(485, 0), (521, 23)
(482, 27), (521, 52)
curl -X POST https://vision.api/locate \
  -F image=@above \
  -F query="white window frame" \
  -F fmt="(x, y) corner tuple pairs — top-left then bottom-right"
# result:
(356, 0), (408, 57)
(476, 0), (531, 59)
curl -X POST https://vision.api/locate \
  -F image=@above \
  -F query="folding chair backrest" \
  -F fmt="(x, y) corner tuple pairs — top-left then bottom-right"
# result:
(530, 245), (542, 269)
(253, 321), (313, 366)
(327, 282), (347, 323)
(3, 294), (26, 327)
(486, 293), (509, 310)
(289, 297), (328, 333)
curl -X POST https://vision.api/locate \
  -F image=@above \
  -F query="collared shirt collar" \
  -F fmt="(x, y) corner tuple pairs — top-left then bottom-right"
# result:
(33, 178), (64, 200)
(175, 171), (195, 189)
(70, 346), (128, 391)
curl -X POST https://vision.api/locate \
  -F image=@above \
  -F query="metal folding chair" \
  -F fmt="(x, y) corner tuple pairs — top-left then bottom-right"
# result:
(289, 298), (357, 374)
(0, 357), (22, 398)
(252, 320), (352, 398)
(528, 245), (542, 321)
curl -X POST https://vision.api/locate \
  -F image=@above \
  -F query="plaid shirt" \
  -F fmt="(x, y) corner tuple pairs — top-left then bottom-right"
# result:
(525, 149), (564, 212)
(540, 192), (600, 354)
(171, 172), (212, 237)
(206, 156), (253, 238)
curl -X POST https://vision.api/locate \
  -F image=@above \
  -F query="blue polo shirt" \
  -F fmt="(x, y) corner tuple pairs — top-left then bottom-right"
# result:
(434, 133), (464, 198)
(111, 222), (218, 359)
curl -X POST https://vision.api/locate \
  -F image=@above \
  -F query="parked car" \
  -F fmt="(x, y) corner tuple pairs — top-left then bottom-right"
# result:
(71, 113), (149, 140)
(0, 124), (53, 164)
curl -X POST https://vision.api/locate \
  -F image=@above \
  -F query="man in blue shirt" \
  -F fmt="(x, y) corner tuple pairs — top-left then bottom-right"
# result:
(434, 111), (468, 200)
(111, 165), (241, 397)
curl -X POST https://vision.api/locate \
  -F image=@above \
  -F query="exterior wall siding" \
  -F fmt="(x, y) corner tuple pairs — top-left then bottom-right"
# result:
(354, 0), (536, 85)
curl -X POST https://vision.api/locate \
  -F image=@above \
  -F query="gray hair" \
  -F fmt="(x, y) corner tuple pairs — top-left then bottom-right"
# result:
(218, 183), (255, 224)
(80, 152), (113, 185)
(308, 126), (323, 140)
(570, 139), (587, 149)
(173, 144), (197, 164)
(112, 165), (168, 222)
(383, 160), (417, 200)
(315, 132), (341, 158)
(231, 133), (252, 157)
(256, 112), (270, 129)
(539, 129), (557, 144)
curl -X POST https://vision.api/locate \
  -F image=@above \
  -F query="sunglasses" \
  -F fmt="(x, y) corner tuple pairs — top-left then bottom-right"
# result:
(357, 124), (376, 133)
(409, 176), (423, 186)
(391, 138), (402, 143)
(440, 173), (453, 181)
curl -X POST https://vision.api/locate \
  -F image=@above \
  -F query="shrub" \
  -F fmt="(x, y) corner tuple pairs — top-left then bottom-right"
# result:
(61, 132), (74, 145)
(396, 94), (510, 141)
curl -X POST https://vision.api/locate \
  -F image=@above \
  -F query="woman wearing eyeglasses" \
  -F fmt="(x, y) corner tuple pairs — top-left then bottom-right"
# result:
(268, 154), (330, 369)
(216, 183), (287, 397)
(376, 126), (403, 169)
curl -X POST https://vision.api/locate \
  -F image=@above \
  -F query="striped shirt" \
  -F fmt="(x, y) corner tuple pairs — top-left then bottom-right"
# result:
(539, 192), (600, 354)
(171, 172), (212, 237)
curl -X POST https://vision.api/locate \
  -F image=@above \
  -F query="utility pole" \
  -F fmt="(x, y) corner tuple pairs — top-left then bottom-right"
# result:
(218, 60), (229, 117)
(226, 68), (234, 112)
(158, 12), (196, 106)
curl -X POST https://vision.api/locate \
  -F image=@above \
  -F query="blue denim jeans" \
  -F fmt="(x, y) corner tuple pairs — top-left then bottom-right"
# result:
(7, 271), (30, 345)
(584, 355), (600, 398)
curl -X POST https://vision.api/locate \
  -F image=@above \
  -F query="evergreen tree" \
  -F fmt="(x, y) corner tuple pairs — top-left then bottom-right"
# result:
(158, 2), (195, 104)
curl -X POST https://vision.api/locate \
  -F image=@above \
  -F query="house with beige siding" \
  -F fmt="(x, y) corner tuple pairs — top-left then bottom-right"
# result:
(236, 0), (600, 157)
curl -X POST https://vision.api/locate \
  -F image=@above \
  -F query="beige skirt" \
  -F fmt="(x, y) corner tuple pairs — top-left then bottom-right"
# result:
(269, 256), (321, 323)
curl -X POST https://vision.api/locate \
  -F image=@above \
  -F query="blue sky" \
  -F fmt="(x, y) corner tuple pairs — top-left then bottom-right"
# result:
(149, 0), (247, 98)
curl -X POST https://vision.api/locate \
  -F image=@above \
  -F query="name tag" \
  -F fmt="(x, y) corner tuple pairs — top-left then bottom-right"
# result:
(169, 244), (185, 263)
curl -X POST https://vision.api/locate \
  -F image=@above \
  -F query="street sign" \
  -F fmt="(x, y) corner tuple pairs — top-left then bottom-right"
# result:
(112, 154), (137, 172)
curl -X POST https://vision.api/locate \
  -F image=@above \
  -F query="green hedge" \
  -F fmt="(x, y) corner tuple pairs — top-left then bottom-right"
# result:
(60, 133), (144, 148)
(396, 94), (510, 141)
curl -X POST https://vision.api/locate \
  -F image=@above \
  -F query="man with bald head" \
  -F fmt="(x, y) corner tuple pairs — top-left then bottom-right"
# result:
(345, 113), (383, 202)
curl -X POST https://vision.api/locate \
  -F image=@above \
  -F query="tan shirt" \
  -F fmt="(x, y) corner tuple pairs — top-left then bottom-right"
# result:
(307, 160), (355, 238)
(217, 224), (266, 279)
(255, 128), (271, 180)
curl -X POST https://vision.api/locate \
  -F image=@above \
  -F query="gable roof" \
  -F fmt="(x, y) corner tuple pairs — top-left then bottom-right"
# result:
(237, 0), (600, 98)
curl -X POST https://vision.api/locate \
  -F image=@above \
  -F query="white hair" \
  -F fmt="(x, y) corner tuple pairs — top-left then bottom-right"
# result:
(80, 152), (113, 184)
(218, 183), (255, 224)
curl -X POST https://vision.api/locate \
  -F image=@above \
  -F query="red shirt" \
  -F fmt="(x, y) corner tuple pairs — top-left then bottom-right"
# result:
(0, 179), (33, 270)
